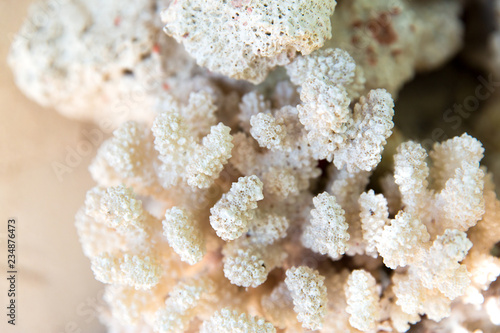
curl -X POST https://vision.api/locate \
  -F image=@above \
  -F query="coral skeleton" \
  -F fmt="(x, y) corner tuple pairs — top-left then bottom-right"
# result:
(9, 0), (500, 332)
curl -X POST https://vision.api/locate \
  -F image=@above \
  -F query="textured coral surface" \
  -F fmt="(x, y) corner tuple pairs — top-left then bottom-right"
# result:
(5, 0), (500, 332)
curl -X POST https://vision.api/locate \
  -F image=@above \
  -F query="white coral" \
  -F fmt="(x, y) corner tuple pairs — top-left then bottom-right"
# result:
(210, 175), (264, 241)
(8, 0), (194, 125)
(301, 192), (350, 259)
(91, 252), (162, 290)
(287, 49), (394, 171)
(162, 0), (336, 83)
(162, 207), (205, 265)
(222, 238), (287, 288)
(358, 190), (389, 255)
(200, 308), (276, 333)
(186, 123), (233, 189)
(417, 229), (472, 300)
(345, 269), (381, 332)
(154, 277), (216, 333)
(376, 211), (430, 269)
(285, 266), (327, 330)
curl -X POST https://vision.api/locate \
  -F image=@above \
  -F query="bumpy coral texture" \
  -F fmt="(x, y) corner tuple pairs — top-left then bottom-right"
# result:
(90, 91), (232, 201)
(200, 308), (276, 333)
(7, 0), (499, 332)
(325, 0), (463, 95)
(286, 49), (395, 170)
(345, 269), (381, 331)
(301, 192), (350, 259)
(285, 266), (328, 330)
(75, 69), (500, 333)
(154, 277), (216, 332)
(8, 0), (197, 126)
(210, 175), (264, 241)
(60, 2), (500, 332)
(222, 237), (287, 288)
(84, 130), (500, 332)
(77, 107), (500, 332)
(161, 0), (337, 83)
(162, 207), (205, 265)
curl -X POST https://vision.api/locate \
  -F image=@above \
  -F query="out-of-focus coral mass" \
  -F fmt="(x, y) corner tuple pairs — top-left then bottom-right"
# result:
(8, 0), (500, 332)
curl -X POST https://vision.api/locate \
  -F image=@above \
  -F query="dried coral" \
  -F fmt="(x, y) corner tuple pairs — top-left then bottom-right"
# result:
(18, 0), (495, 332)
(200, 308), (276, 333)
(345, 269), (381, 331)
(285, 266), (328, 330)
(301, 192), (350, 260)
(8, 0), (197, 126)
(162, 207), (205, 265)
(325, 0), (463, 95)
(286, 49), (395, 170)
(161, 0), (336, 83)
(210, 175), (264, 241)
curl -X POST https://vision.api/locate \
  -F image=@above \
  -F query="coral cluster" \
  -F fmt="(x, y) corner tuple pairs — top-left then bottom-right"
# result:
(9, 0), (500, 332)
(162, 0), (336, 83)
(8, 0), (197, 126)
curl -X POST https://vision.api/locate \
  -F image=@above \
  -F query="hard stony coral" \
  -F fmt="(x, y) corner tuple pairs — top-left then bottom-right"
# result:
(285, 266), (328, 330)
(162, 207), (205, 265)
(75, 76), (500, 333)
(79, 127), (500, 332)
(153, 276), (216, 332)
(356, 134), (500, 325)
(90, 91), (233, 202)
(8, 0), (197, 126)
(161, 0), (337, 83)
(345, 269), (382, 331)
(38, 1), (500, 332)
(222, 237), (287, 288)
(199, 308), (276, 333)
(286, 49), (394, 171)
(301, 192), (350, 260)
(210, 175), (264, 241)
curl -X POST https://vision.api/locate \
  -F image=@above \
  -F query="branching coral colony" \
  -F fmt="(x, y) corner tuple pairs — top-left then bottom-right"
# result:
(9, 0), (500, 332)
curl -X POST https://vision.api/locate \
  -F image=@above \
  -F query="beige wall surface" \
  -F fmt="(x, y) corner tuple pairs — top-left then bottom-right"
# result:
(0, 1), (106, 332)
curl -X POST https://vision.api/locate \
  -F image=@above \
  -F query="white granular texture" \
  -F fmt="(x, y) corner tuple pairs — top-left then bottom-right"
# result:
(162, 207), (205, 265)
(8, 0), (196, 126)
(90, 121), (160, 195)
(417, 229), (472, 300)
(332, 89), (395, 172)
(49, 1), (500, 330)
(285, 266), (327, 330)
(286, 48), (366, 99)
(91, 252), (162, 290)
(250, 112), (287, 150)
(301, 192), (350, 259)
(210, 175), (264, 241)
(152, 93), (233, 189)
(222, 238), (287, 288)
(358, 190), (389, 255)
(376, 211), (430, 269)
(161, 0), (336, 83)
(199, 308), (276, 333)
(154, 276), (216, 332)
(345, 269), (381, 332)
(186, 123), (233, 189)
(393, 141), (430, 213)
(247, 210), (289, 245)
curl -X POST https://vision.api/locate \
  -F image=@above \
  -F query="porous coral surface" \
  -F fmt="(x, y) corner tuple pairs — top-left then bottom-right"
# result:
(8, 0), (500, 332)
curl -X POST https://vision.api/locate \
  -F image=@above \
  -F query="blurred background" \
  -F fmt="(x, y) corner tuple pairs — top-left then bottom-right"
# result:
(0, 1), (105, 332)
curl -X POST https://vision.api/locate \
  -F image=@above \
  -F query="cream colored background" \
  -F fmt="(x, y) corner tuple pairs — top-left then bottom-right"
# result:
(1, 1), (106, 332)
